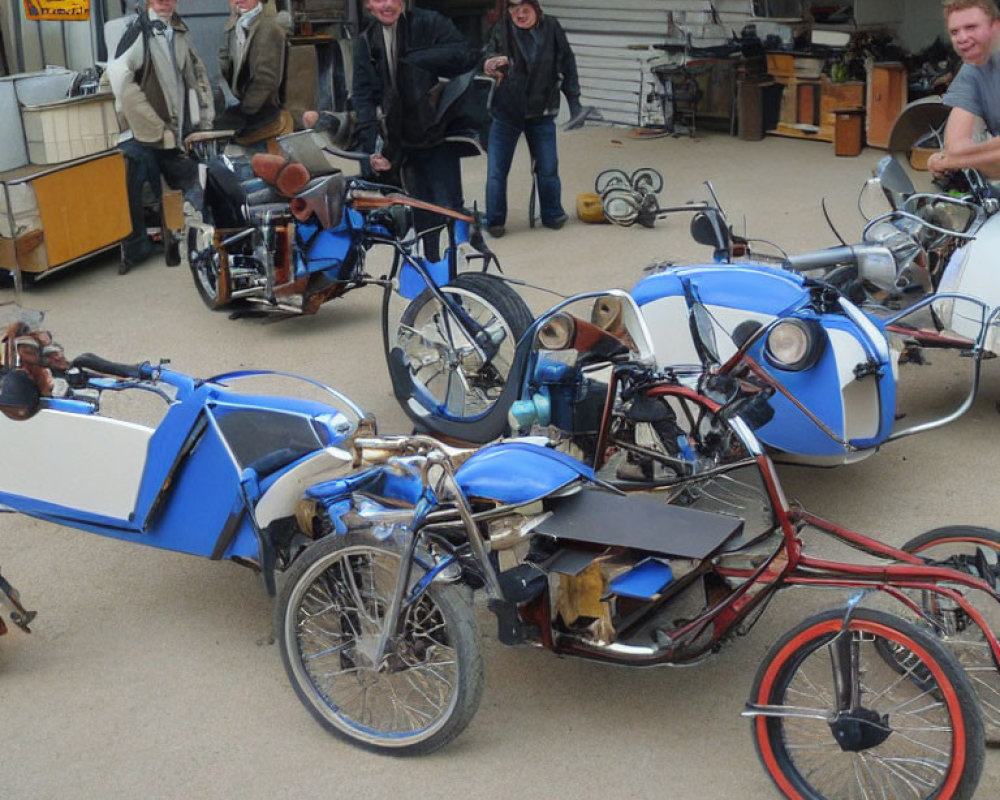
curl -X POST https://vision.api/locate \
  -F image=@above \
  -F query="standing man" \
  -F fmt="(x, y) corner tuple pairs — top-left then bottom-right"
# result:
(218, 0), (292, 149)
(928, 0), (1000, 178)
(351, 0), (479, 260)
(482, 0), (582, 237)
(108, 0), (215, 268)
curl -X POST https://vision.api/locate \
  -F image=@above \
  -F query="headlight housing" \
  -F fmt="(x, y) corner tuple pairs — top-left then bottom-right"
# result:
(764, 318), (824, 371)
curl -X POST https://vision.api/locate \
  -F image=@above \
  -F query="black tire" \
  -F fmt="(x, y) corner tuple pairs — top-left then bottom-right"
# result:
(630, 167), (663, 194)
(384, 272), (533, 442)
(188, 228), (231, 309)
(750, 607), (985, 800)
(895, 526), (1000, 745)
(275, 532), (484, 755)
(595, 168), (630, 195)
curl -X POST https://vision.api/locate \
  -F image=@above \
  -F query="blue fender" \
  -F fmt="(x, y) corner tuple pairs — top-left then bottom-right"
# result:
(455, 441), (594, 505)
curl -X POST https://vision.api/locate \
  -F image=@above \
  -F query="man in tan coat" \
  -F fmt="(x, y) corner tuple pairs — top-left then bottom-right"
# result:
(107, 0), (214, 267)
(218, 0), (291, 148)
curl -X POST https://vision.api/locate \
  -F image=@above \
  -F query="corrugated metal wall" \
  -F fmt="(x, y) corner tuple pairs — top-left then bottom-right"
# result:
(545, 0), (759, 126)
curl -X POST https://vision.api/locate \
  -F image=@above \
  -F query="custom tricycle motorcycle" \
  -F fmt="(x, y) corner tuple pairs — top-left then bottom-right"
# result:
(182, 129), (533, 427)
(2, 299), (998, 798)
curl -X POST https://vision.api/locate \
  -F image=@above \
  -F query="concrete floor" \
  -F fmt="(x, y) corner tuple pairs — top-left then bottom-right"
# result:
(1, 126), (998, 799)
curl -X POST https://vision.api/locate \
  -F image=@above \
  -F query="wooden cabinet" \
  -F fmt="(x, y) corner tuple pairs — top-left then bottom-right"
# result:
(1, 150), (130, 276)
(765, 53), (864, 143)
(866, 62), (908, 149)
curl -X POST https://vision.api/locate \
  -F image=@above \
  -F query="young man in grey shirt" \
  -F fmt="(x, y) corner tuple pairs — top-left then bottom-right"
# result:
(930, 0), (1000, 177)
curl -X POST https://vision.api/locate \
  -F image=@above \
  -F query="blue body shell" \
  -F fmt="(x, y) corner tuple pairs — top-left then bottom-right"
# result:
(632, 263), (896, 458)
(0, 377), (356, 563)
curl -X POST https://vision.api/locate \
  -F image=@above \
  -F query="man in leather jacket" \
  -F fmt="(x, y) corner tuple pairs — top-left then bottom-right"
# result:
(483, 0), (582, 236)
(218, 0), (291, 148)
(351, 0), (478, 260)
(108, 0), (214, 267)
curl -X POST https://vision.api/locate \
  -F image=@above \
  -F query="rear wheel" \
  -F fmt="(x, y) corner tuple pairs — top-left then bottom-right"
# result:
(894, 526), (1000, 745)
(751, 607), (984, 800)
(276, 533), (483, 755)
(384, 272), (533, 441)
(189, 228), (231, 309)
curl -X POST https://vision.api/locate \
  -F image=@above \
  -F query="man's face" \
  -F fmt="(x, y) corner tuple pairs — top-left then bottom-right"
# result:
(366, 0), (403, 26)
(508, 1), (538, 30)
(147, 0), (178, 17)
(947, 6), (1000, 66)
(234, 0), (260, 11)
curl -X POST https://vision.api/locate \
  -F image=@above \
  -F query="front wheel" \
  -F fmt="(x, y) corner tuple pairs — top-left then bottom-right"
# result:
(750, 607), (984, 800)
(275, 533), (484, 755)
(384, 272), (533, 442)
(897, 526), (1000, 744)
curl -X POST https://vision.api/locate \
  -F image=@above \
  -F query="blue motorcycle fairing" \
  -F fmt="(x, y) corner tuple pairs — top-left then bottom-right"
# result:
(455, 441), (595, 505)
(295, 207), (364, 280)
(749, 312), (895, 455)
(631, 263), (895, 457)
(632, 263), (811, 317)
(307, 463), (426, 509)
(398, 257), (450, 300)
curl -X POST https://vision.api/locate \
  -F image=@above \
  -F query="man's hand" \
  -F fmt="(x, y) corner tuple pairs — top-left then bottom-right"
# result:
(370, 154), (392, 173)
(928, 151), (951, 178)
(484, 56), (509, 79)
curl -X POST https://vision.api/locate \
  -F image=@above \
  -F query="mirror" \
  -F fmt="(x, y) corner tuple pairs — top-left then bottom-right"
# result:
(690, 209), (730, 255)
(875, 155), (915, 210)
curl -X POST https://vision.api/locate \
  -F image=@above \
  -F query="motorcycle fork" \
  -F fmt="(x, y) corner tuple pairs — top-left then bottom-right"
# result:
(398, 252), (492, 364)
(373, 457), (505, 668)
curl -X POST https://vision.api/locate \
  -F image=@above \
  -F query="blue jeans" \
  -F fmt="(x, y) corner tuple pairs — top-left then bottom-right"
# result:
(486, 115), (564, 227)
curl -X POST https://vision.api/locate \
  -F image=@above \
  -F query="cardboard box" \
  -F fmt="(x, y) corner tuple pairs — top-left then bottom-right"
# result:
(21, 92), (119, 165)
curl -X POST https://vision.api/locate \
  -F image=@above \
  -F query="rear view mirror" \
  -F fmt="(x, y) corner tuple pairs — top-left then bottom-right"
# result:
(690, 209), (731, 260)
(875, 155), (915, 210)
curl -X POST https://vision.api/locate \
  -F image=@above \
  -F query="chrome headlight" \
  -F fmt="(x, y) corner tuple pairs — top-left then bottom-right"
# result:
(536, 312), (575, 350)
(765, 319), (824, 371)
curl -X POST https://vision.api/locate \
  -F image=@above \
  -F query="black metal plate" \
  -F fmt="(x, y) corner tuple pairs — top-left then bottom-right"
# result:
(534, 488), (744, 560)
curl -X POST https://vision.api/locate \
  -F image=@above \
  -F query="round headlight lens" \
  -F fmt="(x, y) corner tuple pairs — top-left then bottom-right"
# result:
(536, 312), (575, 350)
(765, 319), (820, 370)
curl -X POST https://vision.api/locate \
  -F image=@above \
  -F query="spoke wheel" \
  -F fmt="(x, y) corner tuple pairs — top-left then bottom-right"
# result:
(386, 272), (532, 433)
(276, 533), (483, 755)
(751, 607), (984, 800)
(188, 228), (231, 309)
(891, 526), (1000, 745)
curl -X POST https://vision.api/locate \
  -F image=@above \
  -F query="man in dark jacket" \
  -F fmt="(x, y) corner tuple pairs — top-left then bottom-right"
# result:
(482, 0), (582, 236)
(351, 0), (478, 260)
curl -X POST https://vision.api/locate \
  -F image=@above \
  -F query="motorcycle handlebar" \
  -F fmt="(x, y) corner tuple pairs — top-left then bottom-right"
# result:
(72, 353), (150, 380)
(784, 245), (862, 272)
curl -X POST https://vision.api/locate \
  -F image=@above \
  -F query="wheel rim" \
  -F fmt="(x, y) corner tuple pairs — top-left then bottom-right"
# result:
(906, 535), (1000, 741)
(756, 617), (968, 799)
(395, 287), (518, 421)
(283, 546), (461, 748)
(191, 245), (227, 304)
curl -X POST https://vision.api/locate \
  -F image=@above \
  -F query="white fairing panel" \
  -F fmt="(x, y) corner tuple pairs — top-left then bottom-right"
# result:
(0, 409), (151, 519)
(641, 295), (776, 369)
(937, 214), (1000, 348)
(254, 447), (353, 528)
